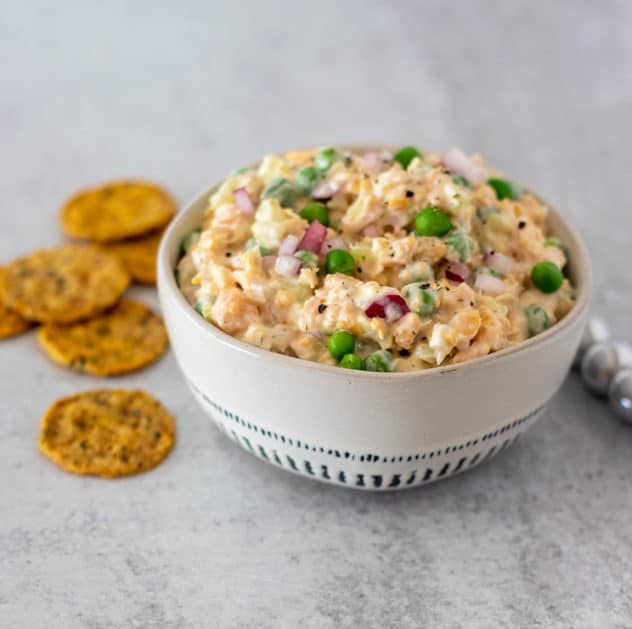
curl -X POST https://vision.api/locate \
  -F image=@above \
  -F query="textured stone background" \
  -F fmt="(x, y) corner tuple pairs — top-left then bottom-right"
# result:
(1, 1), (631, 627)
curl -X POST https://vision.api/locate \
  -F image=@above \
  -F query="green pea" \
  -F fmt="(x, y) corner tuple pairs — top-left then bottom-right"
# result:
(487, 178), (521, 200)
(327, 330), (356, 361)
(524, 304), (550, 337)
(295, 166), (322, 195)
(415, 207), (453, 237)
(339, 353), (365, 370)
(531, 261), (564, 293)
(180, 229), (201, 256)
(402, 283), (438, 317)
(444, 228), (474, 263)
(315, 148), (340, 172)
(262, 177), (297, 208)
(393, 146), (422, 170)
(452, 175), (470, 187)
(418, 288), (438, 317)
(365, 350), (393, 372)
(326, 249), (355, 275)
(295, 250), (320, 268)
(299, 202), (329, 226)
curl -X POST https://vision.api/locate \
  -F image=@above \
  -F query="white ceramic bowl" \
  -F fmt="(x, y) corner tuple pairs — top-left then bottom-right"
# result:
(158, 152), (591, 491)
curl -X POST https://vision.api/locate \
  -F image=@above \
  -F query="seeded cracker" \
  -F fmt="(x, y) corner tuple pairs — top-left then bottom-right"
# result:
(0, 302), (31, 339)
(60, 180), (175, 242)
(101, 229), (163, 285)
(0, 268), (31, 339)
(0, 246), (130, 324)
(39, 389), (175, 477)
(38, 299), (168, 376)
(0, 301), (31, 339)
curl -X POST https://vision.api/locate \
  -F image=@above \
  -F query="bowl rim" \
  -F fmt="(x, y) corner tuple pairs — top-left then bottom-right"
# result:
(158, 146), (592, 381)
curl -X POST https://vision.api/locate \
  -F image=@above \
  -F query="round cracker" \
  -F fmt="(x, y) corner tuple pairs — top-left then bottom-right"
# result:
(0, 246), (130, 324)
(0, 268), (32, 339)
(100, 229), (163, 285)
(39, 389), (175, 477)
(60, 180), (175, 242)
(38, 299), (168, 376)
(0, 301), (32, 339)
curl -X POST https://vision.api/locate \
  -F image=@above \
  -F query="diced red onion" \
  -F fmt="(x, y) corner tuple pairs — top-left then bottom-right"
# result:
(483, 251), (514, 275)
(442, 147), (486, 186)
(320, 236), (348, 255)
(363, 151), (392, 170)
(298, 220), (328, 253)
(474, 273), (507, 295)
(362, 152), (380, 169)
(278, 234), (300, 256)
(311, 180), (339, 200)
(363, 224), (379, 238)
(365, 294), (410, 323)
(261, 255), (276, 272)
(233, 187), (255, 215)
(274, 255), (302, 277)
(384, 213), (408, 230)
(445, 263), (471, 283)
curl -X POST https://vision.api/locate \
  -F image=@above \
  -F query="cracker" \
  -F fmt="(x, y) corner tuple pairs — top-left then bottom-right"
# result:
(0, 301), (32, 339)
(39, 389), (175, 477)
(0, 268), (32, 339)
(38, 299), (168, 376)
(100, 229), (162, 285)
(60, 180), (175, 242)
(0, 246), (130, 324)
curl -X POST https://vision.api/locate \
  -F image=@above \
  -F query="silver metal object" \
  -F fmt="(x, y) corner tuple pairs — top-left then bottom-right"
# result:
(580, 341), (632, 396)
(609, 369), (632, 425)
(573, 317), (610, 369)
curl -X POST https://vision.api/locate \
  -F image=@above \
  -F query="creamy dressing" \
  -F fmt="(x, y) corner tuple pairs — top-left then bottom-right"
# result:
(177, 147), (575, 372)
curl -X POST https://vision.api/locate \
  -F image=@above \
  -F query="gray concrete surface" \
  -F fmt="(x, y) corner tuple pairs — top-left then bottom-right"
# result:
(1, 1), (631, 627)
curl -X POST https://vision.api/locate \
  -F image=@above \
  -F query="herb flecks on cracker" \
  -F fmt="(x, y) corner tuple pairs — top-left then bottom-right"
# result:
(39, 389), (175, 477)
(0, 301), (32, 339)
(0, 246), (130, 324)
(38, 299), (168, 376)
(0, 268), (32, 339)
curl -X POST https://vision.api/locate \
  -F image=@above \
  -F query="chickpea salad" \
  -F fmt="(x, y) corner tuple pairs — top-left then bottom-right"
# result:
(176, 146), (575, 372)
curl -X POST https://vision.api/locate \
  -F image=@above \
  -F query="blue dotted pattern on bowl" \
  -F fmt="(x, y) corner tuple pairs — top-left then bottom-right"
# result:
(188, 379), (544, 489)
